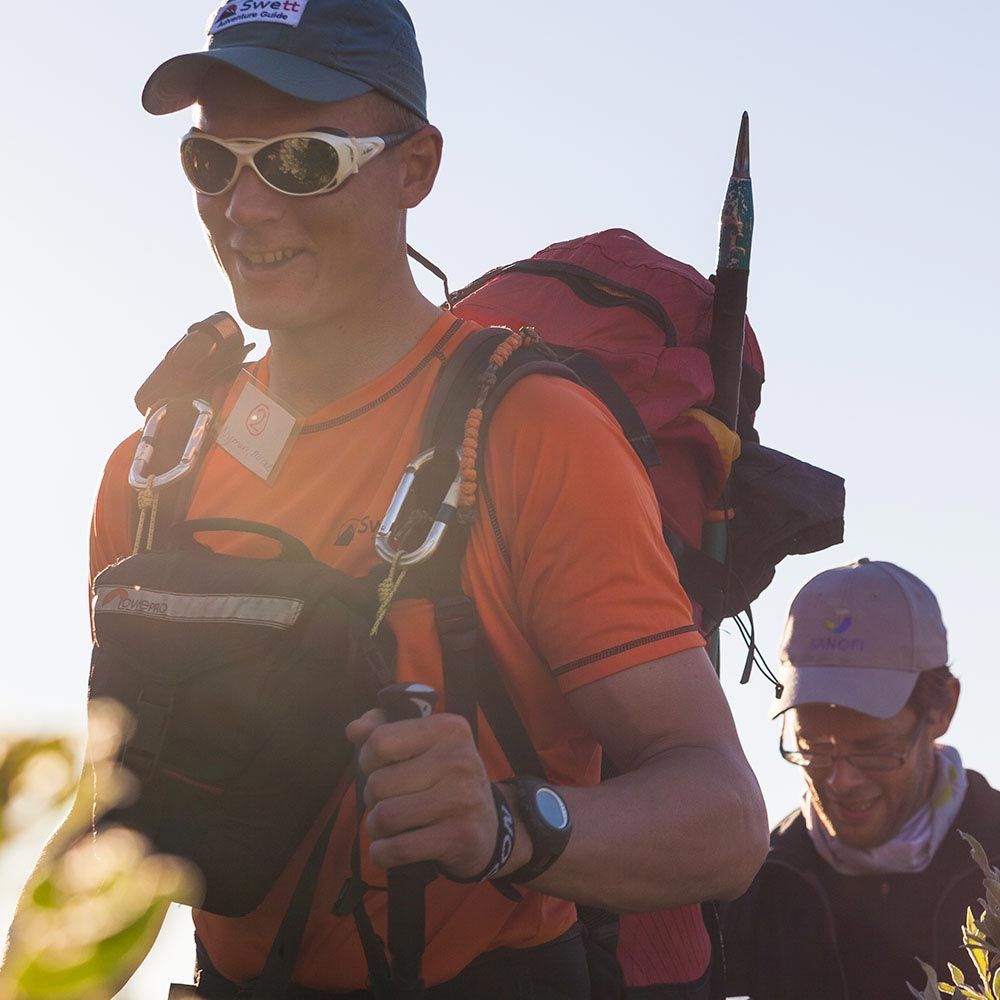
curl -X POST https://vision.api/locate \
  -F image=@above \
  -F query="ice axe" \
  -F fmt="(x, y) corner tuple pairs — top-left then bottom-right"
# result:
(703, 112), (754, 672)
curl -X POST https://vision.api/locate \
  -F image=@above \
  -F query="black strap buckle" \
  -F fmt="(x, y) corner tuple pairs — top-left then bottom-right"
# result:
(434, 595), (478, 652)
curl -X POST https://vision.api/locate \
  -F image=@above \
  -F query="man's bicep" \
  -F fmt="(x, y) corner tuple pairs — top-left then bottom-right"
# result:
(484, 377), (701, 687)
(566, 646), (743, 773)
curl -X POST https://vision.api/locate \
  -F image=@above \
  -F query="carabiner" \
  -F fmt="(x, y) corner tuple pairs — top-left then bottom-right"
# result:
(375, 449), (463, 567)
(129, 399), (214, 491)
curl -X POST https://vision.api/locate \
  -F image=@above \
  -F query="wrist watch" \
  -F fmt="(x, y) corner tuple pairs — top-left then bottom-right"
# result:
(499, 777), (572, 884)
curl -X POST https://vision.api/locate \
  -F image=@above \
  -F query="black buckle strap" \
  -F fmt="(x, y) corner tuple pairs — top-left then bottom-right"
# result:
(336, 763), (392, 998)
(247, 797), (346, 1000)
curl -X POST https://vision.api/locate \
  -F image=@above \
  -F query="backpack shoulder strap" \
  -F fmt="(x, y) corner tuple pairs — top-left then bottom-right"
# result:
(412, 328), (582, 782)
(128, 313), (253, 552)
(557, 351), (660, 468)
(420, 325), (580, 454)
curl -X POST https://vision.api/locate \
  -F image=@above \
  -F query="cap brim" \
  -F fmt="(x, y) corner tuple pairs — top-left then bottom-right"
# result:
(142, 48), (373, 115)
(771, 663), (919, 720)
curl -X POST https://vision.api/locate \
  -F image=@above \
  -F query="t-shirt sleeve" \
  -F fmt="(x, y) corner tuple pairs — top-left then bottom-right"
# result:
(482, 375), (705, 693)
(90, 432), (141, 590)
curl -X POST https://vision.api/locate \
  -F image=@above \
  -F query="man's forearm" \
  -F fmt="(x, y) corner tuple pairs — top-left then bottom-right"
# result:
(501, 745), (768, 911)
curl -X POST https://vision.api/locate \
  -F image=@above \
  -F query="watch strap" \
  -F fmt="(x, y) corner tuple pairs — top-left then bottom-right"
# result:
(495, 777), (572, 885)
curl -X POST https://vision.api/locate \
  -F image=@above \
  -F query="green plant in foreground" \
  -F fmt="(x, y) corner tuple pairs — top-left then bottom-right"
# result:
(0, 736), (76, 848)
(0, 701), (201, 1000)
(909, 832), (1000, 999)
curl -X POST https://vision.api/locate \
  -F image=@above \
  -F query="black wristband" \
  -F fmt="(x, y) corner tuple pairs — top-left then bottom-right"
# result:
(437, 783), (515, 884)
(494, 777), (572, 886)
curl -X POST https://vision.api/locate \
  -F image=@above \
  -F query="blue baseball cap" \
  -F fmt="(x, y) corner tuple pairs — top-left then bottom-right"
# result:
(142, 0), (427, 120)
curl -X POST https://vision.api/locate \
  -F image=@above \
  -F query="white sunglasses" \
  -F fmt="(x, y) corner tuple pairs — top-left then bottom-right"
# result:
(179, 126), (419, 197)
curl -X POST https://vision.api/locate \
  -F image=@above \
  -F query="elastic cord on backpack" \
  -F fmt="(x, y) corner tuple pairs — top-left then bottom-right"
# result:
(457, 327), (546, 517)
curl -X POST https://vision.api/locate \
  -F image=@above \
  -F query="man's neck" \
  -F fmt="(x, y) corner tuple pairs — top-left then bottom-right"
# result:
(266, 275), (443, 416)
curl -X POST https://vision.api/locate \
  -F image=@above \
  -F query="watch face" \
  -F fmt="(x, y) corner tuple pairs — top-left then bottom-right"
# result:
(535, 787), (570, 831)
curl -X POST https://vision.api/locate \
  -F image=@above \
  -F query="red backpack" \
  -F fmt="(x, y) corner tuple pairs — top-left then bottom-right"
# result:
(448, 228), (840, 638)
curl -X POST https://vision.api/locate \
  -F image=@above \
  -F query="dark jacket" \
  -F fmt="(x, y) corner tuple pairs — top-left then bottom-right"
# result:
(721, 770), (1000, 1000)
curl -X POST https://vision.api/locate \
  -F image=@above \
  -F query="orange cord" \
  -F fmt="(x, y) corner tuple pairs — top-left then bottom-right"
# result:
(458, 327), (544, 511)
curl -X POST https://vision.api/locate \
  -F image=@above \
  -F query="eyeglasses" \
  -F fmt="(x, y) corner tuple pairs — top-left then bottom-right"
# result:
(779, 718), (924, 772)
(179, 126), (419, 197)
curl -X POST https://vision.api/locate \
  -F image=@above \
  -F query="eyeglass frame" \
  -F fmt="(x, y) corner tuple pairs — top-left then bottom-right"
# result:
(179, 125), (422, 198)
(778, 714), (926, 772)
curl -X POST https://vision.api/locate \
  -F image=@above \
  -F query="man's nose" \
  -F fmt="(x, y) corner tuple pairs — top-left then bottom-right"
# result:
(224, 165), (284, 227)
(822, 757), (868, 794)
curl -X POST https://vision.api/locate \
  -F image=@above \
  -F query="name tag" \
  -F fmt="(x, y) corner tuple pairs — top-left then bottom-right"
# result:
(217, 372), (301, 482)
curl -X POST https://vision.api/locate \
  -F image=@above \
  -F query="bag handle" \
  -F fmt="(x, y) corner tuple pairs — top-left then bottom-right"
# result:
(168, 518), (315, 562)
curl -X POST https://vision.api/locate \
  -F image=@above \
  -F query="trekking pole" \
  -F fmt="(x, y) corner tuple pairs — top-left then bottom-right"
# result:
(377, 683), (440, 1000)
(704, 112), (754, 674)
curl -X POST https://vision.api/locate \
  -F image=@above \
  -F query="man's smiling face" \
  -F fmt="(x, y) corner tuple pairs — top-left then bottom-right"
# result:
(192, 69), (411, 337)
(790, 703), (939, 849)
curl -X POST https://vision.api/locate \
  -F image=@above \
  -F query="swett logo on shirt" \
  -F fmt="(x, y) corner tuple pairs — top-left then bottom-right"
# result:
(210, 0), (309, 34)
(335, 516), (381, 547)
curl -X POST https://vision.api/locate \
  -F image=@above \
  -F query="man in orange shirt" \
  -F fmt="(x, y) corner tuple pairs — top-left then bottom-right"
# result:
(7, 1), (768, 996)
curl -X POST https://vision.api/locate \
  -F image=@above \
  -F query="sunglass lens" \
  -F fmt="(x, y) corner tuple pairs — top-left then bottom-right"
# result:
(255, 137), (341, 195)
(181, 137), (237, 195)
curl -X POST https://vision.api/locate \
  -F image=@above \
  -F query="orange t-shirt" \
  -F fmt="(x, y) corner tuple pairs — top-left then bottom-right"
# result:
(90, 314), (705, 990)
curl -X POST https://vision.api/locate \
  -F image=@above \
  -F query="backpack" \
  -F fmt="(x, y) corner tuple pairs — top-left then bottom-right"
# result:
(104, 230), (844, 999)
(447, 229), (844, 638)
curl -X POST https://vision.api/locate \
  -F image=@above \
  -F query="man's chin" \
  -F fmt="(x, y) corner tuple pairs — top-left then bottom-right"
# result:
(231, 296), (302, 335)
(822, 798), (890, 849)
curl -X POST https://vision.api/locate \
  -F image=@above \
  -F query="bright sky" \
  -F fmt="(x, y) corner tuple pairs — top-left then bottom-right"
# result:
(3, 0), (998, 995)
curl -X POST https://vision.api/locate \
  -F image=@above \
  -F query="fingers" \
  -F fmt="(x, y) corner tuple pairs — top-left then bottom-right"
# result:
(353, 712), (474, 777)
(345, 708), (387, 747)
(365, 772), (485, 839)
(342, 711), (497, 877)
(367, 793), (495, 875)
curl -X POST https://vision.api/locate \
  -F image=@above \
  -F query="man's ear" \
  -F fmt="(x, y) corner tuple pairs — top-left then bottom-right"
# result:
(925, 676), (961, 740)
(398, 126), (443, 209)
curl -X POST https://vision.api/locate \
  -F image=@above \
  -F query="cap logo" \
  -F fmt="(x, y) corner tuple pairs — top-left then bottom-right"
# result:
(209, 0), (309, 34)
(824, 609), (853, 634)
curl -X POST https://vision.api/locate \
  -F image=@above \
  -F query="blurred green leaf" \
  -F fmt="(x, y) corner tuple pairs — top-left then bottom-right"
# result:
(14, 900), (164, 999)
(0, 738), (76, 845)
(0, 707), (203, 1000)
(3, 828), (201, 1000)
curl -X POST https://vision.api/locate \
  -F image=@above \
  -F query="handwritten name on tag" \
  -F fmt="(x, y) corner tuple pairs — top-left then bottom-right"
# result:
(217, 372), (300, 482)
